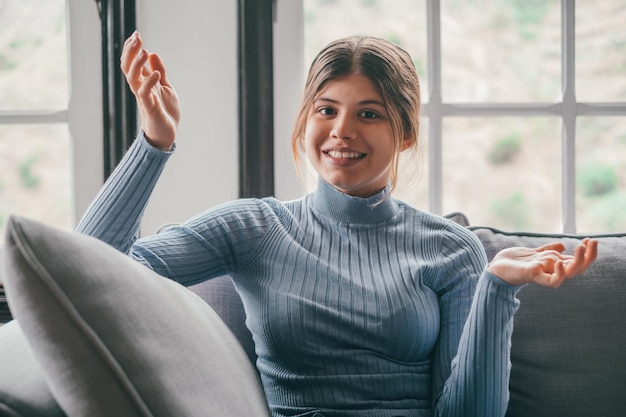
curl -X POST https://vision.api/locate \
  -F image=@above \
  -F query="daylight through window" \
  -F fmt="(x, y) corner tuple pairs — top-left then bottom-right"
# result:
(303, 0), (626, 233)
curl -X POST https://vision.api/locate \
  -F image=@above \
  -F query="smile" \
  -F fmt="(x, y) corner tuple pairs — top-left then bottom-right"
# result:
(325, 150), (366, 160)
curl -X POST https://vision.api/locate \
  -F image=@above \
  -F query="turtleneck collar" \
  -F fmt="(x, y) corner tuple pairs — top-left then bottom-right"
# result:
(309, 178), (401, 225)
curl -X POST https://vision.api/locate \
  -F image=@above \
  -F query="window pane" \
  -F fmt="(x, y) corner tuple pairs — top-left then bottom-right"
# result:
(0, 124), (73, 240)
(303, 0), (429, 101)
(0, 0), (68, 110)
(442, 117), (561, 231)
(576, 117), (626, 233)
(576, 1), (626, 102)
(441, 0), (561, 103)
(396, 118), (429, 211)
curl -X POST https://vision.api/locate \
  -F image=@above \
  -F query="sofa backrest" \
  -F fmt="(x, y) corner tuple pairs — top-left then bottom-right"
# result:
(190, 223), (626, 417)
(471, 226), (626, 417)
(189, 276), (257, 364)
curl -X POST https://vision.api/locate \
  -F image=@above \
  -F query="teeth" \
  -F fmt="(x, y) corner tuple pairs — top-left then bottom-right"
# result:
(327, 150), (363, 159)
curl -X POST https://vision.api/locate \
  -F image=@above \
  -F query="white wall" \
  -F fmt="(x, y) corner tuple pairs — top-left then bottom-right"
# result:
(136, 0), (239, 234)
(71, 0), (305, 234)
(273, 0), (307, 201)
(68, 0), (103, 226)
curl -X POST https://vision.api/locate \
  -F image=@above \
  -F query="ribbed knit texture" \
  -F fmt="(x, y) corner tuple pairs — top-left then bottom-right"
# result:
(77, 134), (521, 417)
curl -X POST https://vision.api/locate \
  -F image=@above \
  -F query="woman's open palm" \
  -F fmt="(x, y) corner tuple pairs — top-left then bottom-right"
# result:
(120, 31), (181, 151)
(488, 238), (598, 288)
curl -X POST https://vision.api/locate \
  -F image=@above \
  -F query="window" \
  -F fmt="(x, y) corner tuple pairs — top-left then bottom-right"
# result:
(0, 0), (71, 240)
(296, 0), (626, 233)
(0, 0), (102, 250)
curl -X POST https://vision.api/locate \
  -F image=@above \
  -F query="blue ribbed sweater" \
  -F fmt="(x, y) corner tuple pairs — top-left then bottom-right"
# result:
(77, 134), (521, 417)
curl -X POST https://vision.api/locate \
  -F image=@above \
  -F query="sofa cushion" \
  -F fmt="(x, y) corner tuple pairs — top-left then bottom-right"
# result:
(0, 321), (66, 417)
(2, 216), (270, 417)
(470, 226), (626, 417)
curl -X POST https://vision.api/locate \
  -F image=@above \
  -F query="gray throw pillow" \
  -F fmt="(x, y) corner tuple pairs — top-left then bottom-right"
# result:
(470, 226), (626, 417)
(2, 216), (270, 417)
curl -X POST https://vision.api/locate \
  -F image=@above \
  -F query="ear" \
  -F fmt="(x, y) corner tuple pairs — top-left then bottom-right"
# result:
(400, 134), (415, 152)
(300, 134), (307, 152)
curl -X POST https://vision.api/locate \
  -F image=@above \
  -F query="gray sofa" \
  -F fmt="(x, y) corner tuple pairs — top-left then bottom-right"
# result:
(1, 214), (625, 416)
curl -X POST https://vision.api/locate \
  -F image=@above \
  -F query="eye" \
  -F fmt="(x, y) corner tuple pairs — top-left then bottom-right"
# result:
(359, 110), (379, 119)
(318, 107), (336, 116)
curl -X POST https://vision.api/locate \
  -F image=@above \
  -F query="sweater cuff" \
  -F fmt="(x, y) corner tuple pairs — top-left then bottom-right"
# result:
(137, 130), (177, 155)
(481, 270), (525, 295)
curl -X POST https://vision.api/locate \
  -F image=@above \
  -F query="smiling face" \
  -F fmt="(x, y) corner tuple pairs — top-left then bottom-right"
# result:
(303, 74), (404, 198)
(291, 36), (421, 197)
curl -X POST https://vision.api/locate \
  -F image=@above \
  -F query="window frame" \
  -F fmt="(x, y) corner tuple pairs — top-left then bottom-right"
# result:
(97, 0), (137, 178)
(424, 0), (626, 233)
(272, 0), (626, 233)
(238, 0), (275, 198)
(0, 0), (104, 227)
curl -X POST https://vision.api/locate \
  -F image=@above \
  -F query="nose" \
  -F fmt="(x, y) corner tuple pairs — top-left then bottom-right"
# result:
(330, 113), (357, 141)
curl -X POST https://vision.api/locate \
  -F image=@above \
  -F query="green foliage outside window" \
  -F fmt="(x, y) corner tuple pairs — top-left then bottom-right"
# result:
(579, 163), (617, 197)
(19, 154), (42, 189)
(488, 132), (522, 165)
(490, 191), (530, 231)
(504, 0), (557, 39)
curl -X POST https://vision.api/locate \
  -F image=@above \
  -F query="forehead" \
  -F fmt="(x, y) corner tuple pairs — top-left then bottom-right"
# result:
(315, 74), (383, 102)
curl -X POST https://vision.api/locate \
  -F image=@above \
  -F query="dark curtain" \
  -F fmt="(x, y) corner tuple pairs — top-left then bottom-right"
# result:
(96, 0), (137, 178)
(238, 0), (275, 198)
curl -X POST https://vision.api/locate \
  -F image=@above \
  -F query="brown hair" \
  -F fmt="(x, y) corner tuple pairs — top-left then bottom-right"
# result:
(291, 35), (421, 194)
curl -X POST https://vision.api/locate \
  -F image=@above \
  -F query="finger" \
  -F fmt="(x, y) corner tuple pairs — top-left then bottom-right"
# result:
(562, 239), (599, 277)
(574, 238), (599, 274)
(137, 70), (161, 111)
(532, 266), (565, 288)
(532, 250), (573, 275)
(550, 260), (568, 288)
(537, 242), (566, 253)
(126, 48), (150, 94)
(537, 249), (572, 261)
(148, 53), (172, 87)
(584, 238), (599, 265)
(556, 245), (588, 278)
(120, 31), (142, 74)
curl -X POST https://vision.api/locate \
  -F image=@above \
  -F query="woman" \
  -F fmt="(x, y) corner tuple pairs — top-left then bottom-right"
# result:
(77, 32), (597, 417)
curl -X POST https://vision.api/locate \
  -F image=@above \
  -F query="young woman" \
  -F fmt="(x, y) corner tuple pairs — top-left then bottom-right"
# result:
(77, 32), (597, 417)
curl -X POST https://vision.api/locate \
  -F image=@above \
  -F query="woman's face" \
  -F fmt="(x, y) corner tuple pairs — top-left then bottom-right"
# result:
(303, 74), (406, 198)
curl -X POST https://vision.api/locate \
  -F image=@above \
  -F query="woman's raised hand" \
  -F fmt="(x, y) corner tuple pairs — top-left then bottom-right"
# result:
(487, 238), (598, 288)
(120, 31), (181, 151)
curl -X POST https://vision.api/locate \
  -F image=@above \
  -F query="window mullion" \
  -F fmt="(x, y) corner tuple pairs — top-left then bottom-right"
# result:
(442, 103), (562, 117)
(562, 0), (577, 233)
(0, 111), (68, 124)
(577, 103), (626, 116)
(99, 0), (137, 179)
(426, 0), (443, 215)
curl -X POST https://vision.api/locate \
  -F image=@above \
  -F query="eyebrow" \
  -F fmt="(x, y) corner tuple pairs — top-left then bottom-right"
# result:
(315, 97), (386, 108)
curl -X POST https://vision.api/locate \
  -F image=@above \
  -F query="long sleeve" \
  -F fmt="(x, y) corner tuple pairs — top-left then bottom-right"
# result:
(435, 270), (520, 417)
(76, 132), (173, 253)
(74, 130), (285, 285)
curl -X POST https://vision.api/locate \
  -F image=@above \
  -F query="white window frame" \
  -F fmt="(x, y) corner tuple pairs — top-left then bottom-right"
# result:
(274, 0), (626, 234)
(425, 0), (626, 233)
(0, 0), (103, 227)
